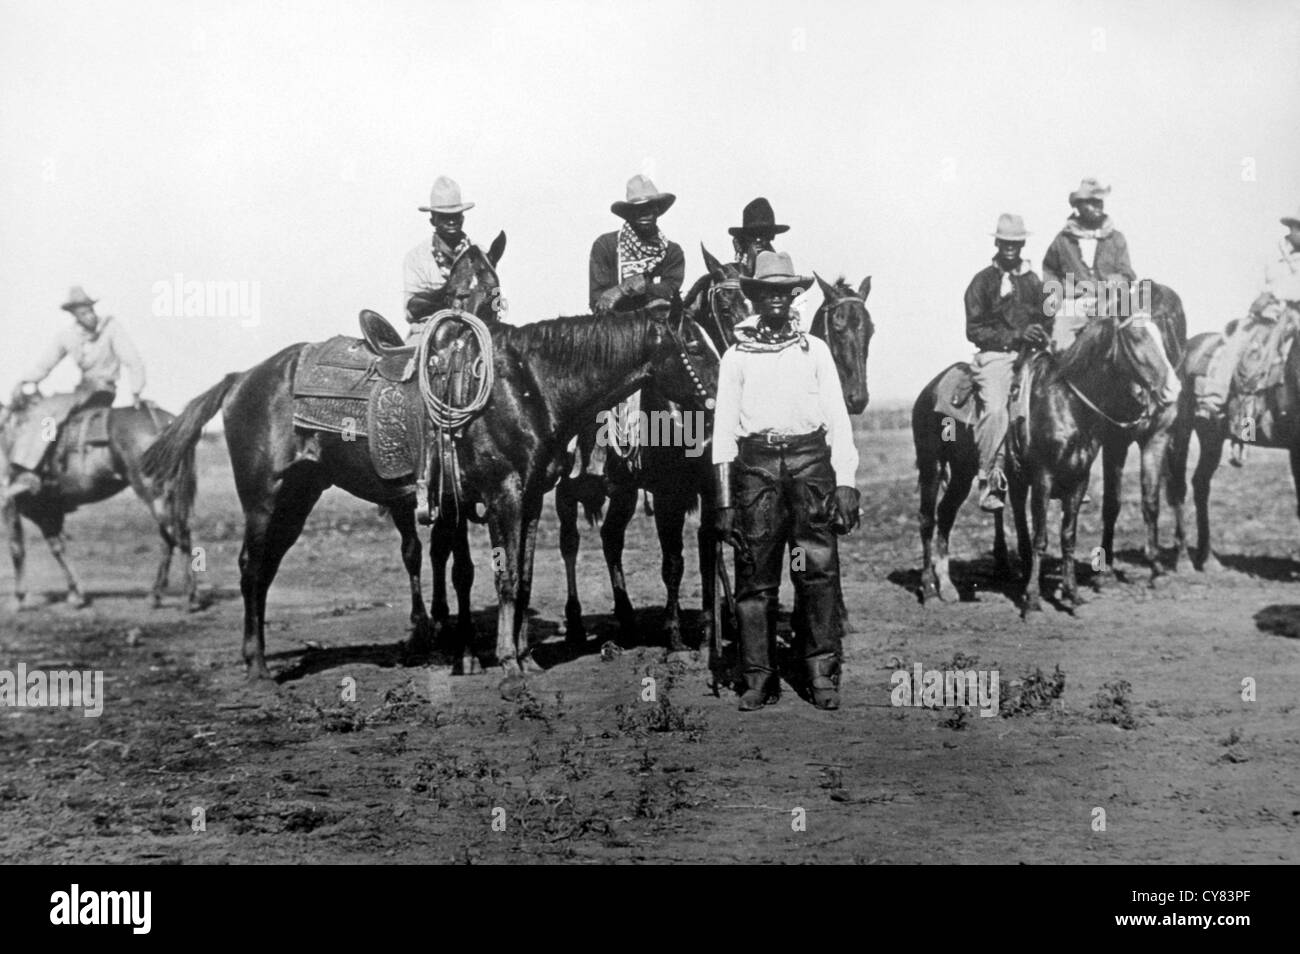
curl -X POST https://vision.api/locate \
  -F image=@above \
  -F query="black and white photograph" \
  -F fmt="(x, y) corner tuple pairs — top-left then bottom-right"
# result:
(0, 0), (1296, 888)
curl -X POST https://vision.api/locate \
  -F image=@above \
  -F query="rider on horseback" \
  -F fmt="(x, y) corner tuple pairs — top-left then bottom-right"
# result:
(966, 215), (1052, 512)
(585, 175), (685, 476)
(404, 176), (477, 327)
(1196, 206), (1300, 464)
(4, 286), (145, 502)
(729, 197), (789, 277)
(1041, 178), (1137, 352)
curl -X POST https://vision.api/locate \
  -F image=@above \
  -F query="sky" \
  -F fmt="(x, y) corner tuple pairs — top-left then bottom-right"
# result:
(2, 0), (1298, 410)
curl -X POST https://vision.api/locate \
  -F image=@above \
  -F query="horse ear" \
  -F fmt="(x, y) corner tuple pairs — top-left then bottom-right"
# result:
(487, 231), (507, 267)
(814, 272), (836, 301)
(701, 244), (726, 280)
(858, 275), (872, 300)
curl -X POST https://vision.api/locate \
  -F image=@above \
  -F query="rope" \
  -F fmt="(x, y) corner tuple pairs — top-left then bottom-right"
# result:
(415, 308), (494, 432)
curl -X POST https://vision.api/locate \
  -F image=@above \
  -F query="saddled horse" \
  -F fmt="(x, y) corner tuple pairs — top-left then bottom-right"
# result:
(1169, 319), (1300, 571)
(1008, 312), (1178, 615)
(555, 247), (873, 652)
(914, 282), (1183, 602)
(140, 242), (505, 660)
(142, 294), (717, 697)
(1, 394), (199, 610)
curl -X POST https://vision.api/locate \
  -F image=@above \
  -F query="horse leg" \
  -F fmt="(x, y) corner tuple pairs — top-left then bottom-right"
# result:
(1167, 404), (1193, 573)
(993, 509), (1010, 576)
(697, 490), (718, 652)
(1140, 428), (1172, 583)
(1021, 472), (1048, 617)
(429, 510), (452, 628)
(1291, 443), (1300, 529)
(917, 450), (942, 602)
(1059, 483), (1087, 611)
(1095, 437), (1126, 588)
(600, 481), (639, 644)
(555, 481), (586, 644)
(5, 503), (35, 611)
(149, 517), (175, 609)
(933, 463), (972, 602)
(486, 483), (525, 696)
(654, 490), (689, 652)
(1191, 419), (1224, 572)
(238, 472), (325, 680)
(449, 514), (476, 660)
(515, 500), (543, 675)
(33, 510), (86, 608)
(390, 501), (432, 654)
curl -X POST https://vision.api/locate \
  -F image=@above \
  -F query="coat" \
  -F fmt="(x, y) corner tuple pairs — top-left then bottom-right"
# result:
(588, 231), (685, 311)
(964, 260), (1051, 352)
(1041, 215), (1137, 296)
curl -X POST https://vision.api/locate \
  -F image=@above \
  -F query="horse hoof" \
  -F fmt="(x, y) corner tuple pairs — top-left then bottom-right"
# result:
(1021, 600), (1044, 620)
(938, 581), (960, 602)
(498, 671), (527, 701)
(564, 616), (587, 645)
(66, 592), (89, 609)
(13, 594), (41, 612)
(150, 593), (164, 610)
(1200, 555), (1225, 574)
(246, 663), (273, 681)
(1172, 556), (1193, 575)
(521, 654), (544, 674)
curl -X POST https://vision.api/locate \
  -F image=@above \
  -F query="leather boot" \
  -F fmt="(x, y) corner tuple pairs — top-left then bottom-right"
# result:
(807, 655), (841, 710)
(738, 671), (778, 711)
(4, 469), (41, 501)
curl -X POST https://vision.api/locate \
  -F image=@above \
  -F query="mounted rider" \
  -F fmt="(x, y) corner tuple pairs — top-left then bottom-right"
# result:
(729, 197), (789, 277)
(712, 251), (860, 712)
(1196, 206), (1300, 465)
(1042, 178), (1137, 352)
(4, 286), (146, 501)
(404, 176), (476, 328)
(585, 175), (685, 475)
(965, 215), (1053, 512)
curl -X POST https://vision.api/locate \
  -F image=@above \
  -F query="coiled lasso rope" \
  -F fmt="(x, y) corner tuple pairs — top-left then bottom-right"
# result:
(415, 308), (495, 431)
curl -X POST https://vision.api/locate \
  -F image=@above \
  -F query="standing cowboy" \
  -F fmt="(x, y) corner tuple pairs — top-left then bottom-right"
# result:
(729, 197), (789, 277)
(712, 251), (860, 712)
(1042, 178), (1137, 351)
(4, 287), (145, 500)
(966, 214), (1052, 511)
(585, 175), (685, 475)
(1197, 206), (1300, 463)
(404, 176), (476, 326)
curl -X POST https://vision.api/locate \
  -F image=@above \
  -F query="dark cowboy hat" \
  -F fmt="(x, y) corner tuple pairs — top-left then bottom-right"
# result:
(60, 286), (98, 312)
(611, 174), (676, 219)
(1068, 177), (1110, 206)
(729, 197), (789, 238)
(739, 251), (813, 297)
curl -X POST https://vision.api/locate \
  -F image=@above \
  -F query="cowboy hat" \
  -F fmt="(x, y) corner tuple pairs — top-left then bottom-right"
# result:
(991, 213), (1030, 241)
(1281, 206), (1300, 229)
(739, 251), (813, 297)
(1069, 177), (1111, 206)
(60, 286), (98, 312)
(418, 176), (475, 214)
(729, 197), (789, 238)
(611, 174), (676, 219)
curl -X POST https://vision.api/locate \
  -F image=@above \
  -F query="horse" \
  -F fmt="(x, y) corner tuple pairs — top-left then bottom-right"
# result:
(555, 247), (873, 653)
(1, 393), (199, 611)
(915, 282), (1184, 603)
(141, 297), (718, 698)
(1169, 318), (1300, 571)
(140, 241), (505, 658)
(1008, 312), (1178, 616)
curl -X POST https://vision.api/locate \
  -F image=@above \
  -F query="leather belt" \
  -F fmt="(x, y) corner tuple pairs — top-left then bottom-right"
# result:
(738, 427), (827, 451)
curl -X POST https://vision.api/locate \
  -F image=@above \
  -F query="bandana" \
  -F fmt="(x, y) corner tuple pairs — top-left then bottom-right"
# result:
(734, 319), (808, 353)
(993, 255), (1032, 296)
(1062, 214), (1115, 242)
(432, 233), (471, 277)
(616, 223), (668, 281)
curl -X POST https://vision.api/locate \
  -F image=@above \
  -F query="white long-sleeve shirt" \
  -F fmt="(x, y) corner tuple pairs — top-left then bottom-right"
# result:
(24, 316), (145, 396)
(711, 335), (859, 486)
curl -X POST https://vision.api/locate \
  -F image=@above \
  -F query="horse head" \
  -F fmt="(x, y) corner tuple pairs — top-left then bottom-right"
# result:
(812, 273), (873, 414)
(692, 244), (748, 352)
(444, 235), (506, 324)
(647, 293), (720, 413)
(1066, 312), (1180, 419)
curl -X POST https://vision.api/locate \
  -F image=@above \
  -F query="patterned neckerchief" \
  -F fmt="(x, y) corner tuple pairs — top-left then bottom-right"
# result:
(617, 222), (668, 280)
(734, 317), (807, 353)
(432, 233), (471, 276)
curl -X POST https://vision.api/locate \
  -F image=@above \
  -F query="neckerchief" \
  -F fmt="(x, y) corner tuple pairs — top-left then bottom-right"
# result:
(1062, 214), (1115, 241)
(734, 318), (807, 353)
(993, 255), (1031, 296)
(432, 233), (470, 277)
(616, 223), (668, 281)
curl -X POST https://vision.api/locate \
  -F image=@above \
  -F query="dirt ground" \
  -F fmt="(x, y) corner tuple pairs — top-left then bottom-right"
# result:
(1, 421), (1297, 864)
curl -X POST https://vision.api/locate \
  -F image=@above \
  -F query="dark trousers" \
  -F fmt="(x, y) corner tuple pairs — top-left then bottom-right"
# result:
(732, 431), (842, 688)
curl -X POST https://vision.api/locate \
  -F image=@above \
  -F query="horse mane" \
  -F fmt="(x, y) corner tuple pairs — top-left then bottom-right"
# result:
(501, 312), (658, 368)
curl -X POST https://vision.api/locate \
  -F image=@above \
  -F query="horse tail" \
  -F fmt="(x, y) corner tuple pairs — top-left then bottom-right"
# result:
(140, 373), (240, 483)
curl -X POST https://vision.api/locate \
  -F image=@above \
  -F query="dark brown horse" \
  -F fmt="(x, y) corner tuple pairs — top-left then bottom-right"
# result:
(1169, 322), (1300, 571)
(142, 296), (717, 697)
(2, 394), (199, 610)
(1008, 313), (1178, 615)
(915, 282), (1184, 602)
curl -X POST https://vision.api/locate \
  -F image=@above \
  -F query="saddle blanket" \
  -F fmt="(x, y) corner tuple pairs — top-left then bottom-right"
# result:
(931, 363), (977, 427)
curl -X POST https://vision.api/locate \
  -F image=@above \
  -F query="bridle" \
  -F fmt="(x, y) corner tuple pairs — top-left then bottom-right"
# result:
(669, 316), (718, 411)
(1064, 314), (1160, 430)
(705, 277), (745, 349)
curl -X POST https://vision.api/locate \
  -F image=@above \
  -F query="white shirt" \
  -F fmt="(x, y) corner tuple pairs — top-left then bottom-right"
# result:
(1078, 236), (1098, 270)
(24, 316), (145, 395)
(711, 334), (859, 486)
